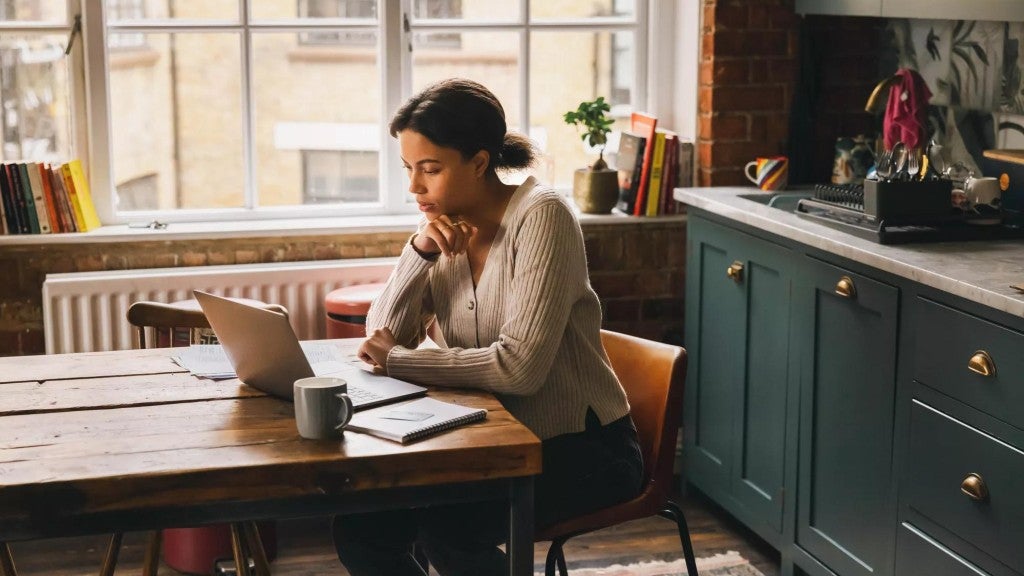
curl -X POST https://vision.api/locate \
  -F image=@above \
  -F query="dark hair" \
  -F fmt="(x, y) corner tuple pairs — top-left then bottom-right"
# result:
(388, 78), (538, 172)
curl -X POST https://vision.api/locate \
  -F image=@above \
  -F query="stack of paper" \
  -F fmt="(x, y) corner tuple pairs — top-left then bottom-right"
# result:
(172, 345), (236, 379)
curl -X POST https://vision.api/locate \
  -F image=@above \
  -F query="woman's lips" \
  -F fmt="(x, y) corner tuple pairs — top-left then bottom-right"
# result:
(418, 203), (436, 212)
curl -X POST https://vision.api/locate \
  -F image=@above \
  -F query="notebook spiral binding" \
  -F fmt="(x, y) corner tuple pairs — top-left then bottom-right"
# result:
(406, 411), (487, 442)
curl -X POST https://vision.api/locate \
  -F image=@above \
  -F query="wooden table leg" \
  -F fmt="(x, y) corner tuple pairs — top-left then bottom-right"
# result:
(507, 476), (535, 576)
(142, 530), (162, 576)
(229, 523), (250, 576)
(1, 542), (16, 576)
(98, 533), (122, 576)
(242, 522), (272, 576)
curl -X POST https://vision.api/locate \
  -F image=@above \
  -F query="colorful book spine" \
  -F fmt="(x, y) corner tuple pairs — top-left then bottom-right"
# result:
(645, 131), (667, 216)
(38, 163), (61, 233)
(0, 164), (16, 234)
(630, 112), (658, 216)
(65, 160), (101, 231)
(615, 132), (646, 215)
(17, 164), (40, 234)
(26, 162), (52, 234)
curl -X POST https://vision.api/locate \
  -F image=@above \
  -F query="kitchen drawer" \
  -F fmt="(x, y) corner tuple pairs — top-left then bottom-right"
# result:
(913, 297), (1024, 431)
(906, 400), (1024, 573)
(895, 523), (992, 576)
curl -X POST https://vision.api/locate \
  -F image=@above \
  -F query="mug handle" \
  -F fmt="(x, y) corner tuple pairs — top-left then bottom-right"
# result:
(744, 161), (759, 185)
(334, 393), (354, 429)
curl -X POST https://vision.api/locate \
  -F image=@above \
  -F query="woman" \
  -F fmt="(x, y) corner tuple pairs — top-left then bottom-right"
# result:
(334, 78), (642, 576)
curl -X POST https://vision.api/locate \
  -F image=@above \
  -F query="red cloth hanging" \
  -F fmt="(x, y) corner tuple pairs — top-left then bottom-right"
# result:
(882, 68), (932, 150)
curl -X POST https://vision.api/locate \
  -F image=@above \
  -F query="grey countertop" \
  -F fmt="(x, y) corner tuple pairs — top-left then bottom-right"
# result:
(675, 186), (1024, 319)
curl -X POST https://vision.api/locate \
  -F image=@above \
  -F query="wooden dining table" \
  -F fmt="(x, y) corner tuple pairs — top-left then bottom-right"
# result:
(0, 340), (542, 576)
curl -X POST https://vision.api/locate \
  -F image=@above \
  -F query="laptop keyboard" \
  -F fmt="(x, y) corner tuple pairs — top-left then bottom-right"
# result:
(347, 385), (385, 404)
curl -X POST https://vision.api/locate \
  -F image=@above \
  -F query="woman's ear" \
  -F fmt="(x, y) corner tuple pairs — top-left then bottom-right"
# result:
(471, 150), (490, 179)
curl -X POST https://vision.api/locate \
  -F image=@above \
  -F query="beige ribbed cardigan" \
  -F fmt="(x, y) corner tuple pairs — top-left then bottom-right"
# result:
(370, 176), (630, 440)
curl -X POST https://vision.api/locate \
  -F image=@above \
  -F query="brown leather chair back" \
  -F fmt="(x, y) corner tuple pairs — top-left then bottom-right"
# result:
(600, 329), (687, 505)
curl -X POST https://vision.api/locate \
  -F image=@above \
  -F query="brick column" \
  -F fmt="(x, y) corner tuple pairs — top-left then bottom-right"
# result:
(698, 0), (800, 186)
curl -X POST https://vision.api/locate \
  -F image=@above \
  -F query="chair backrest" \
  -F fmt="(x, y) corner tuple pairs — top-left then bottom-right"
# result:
(600, 329), (688, 499)
(126, 300), (288, 349)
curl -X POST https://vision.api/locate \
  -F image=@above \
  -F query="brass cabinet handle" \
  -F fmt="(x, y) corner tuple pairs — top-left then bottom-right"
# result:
(960, 473), (989, 502)
(968, 350), (996, 377)
(834, 276), (857, 298)
(726, 261), (744, 283)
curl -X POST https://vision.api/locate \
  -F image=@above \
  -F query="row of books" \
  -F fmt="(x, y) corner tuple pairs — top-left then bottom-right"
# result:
(0, 160), (101, 235)
(614, 112), (693, 216)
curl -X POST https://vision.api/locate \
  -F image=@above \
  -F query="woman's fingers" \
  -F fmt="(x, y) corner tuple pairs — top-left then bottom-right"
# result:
(428, 216), (472, 257)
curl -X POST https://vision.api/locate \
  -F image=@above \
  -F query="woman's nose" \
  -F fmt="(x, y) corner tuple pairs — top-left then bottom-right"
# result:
(408, 173), (425, 194)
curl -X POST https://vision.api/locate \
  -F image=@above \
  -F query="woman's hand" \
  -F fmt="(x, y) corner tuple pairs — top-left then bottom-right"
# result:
(358, 327), (399, 375)
(413, 215), (476, 258)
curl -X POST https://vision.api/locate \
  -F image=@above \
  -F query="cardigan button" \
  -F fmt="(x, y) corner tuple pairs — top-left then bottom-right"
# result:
(468, 300), (475, 310)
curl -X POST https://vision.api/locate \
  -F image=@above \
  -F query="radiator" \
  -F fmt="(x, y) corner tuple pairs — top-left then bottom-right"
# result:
(42, 258), (397, 354)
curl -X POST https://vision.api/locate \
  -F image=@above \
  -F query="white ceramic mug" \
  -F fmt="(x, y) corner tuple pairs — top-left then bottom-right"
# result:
(965, 176), (1002, 209)
(294, 377), (354, 440)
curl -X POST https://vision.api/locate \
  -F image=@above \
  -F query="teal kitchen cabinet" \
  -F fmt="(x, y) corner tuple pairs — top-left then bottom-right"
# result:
(793, 258), (899, 576)
(679, 190), (1024, 576)
(684, 216), (795, 546)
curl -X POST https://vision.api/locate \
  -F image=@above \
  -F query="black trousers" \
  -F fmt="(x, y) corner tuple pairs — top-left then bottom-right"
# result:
(332, 409), (643, 576)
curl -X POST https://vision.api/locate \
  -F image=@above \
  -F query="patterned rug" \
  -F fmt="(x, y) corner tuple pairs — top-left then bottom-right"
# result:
(533, 550), (765, 576)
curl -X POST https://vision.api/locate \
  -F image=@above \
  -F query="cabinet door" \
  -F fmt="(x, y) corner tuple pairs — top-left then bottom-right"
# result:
(685, 216), (792, 538)
(795, 259), (898, 576)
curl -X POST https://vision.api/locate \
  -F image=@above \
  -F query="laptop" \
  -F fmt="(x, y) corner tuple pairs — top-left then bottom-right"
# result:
(193, 290), (427, 410)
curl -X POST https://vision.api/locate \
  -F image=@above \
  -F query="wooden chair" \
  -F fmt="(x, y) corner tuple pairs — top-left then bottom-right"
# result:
(536, 330), (697, 576)
(99, 298), (287, 576)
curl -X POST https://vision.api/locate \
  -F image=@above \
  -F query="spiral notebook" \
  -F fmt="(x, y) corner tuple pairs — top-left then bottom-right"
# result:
(347, 397), (487, 444)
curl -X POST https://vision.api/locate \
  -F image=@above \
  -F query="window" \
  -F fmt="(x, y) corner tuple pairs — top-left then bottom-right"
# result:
(0, 1), (74, 166)
(6, 1), (675, 226)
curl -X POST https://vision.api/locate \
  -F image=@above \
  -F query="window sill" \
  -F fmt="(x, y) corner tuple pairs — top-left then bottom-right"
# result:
(0, 210), (685, 246)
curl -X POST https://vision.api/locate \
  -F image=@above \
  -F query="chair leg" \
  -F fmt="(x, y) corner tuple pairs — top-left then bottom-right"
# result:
(412, 543), (430, 573)
(142, 530), (162, 576)
(545, 538), (570, 576)
(660, 500), (699, 576)
(229, 523), (250, 576)
(98, 533), (123, 576)
(1, 542), (17, 576)
(241, 522), (272, 576)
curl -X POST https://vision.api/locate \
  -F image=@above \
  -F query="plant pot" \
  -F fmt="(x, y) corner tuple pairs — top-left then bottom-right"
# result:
(573, 168), (619, 214)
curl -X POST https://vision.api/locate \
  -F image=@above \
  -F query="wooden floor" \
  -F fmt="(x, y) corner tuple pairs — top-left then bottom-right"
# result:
(7, 489), (780, 576)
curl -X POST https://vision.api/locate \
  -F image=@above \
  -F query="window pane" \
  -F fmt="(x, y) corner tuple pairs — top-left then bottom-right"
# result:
(251, 32), (381, 207)
(530, 30), (634, 189)
(530, 0), (633, 20)
(411, 31), (519, 124)
(0, 1), (65, 22)
(106, 1), (239, 23)
(411, 0), (518, 23)
(109, 33), (244, 211)
(0, 34), (71, 162)
(252, 0), (378, 21)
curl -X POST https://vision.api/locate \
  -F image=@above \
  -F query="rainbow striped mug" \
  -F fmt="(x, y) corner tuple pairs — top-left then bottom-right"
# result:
(744, 156), (789, 191)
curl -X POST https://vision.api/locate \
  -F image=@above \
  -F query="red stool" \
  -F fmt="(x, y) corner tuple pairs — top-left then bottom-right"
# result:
(326, 283), (386, 338)
(163, 523), (277, 575)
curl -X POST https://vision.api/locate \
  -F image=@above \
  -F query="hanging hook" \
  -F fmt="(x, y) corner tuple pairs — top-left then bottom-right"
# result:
(64, 14), (82, 56)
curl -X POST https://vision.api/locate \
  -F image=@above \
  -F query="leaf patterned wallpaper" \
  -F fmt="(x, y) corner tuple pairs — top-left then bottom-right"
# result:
(889, 19), (1024, 174)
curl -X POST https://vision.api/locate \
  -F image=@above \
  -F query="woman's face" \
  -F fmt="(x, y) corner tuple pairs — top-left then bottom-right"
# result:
(398, 129), (487, 219)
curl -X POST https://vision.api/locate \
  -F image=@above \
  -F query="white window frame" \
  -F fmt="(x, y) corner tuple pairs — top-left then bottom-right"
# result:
(63, 0), (697, 226)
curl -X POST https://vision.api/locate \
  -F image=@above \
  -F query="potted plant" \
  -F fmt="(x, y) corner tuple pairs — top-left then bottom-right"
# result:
(564, 96), (619, 214)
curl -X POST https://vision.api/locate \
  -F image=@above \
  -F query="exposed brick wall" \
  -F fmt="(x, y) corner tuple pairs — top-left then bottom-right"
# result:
(0, 221), (685, 357)
(699, 0), (800, 186)
(698, 1), (886, 187)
